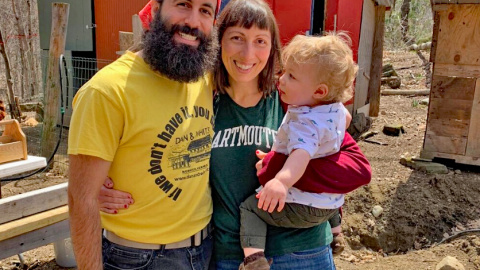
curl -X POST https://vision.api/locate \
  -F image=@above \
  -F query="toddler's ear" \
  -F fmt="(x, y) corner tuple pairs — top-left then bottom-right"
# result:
(313, 84), (329, 100)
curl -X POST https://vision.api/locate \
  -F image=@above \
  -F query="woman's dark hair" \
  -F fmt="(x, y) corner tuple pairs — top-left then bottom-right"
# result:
(215, 0), (282, 96)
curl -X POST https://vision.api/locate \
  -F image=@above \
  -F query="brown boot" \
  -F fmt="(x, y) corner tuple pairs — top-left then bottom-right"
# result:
(239, 251), (271, 270)
(331, 233), (346, 256)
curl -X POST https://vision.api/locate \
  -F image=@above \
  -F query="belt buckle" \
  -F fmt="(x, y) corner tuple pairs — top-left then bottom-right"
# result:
(190, 227), (204, 247)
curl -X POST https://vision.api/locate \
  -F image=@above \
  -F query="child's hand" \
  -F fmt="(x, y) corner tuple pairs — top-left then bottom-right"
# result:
(257, 178), (289, 213)
(255, 150), (267, 175)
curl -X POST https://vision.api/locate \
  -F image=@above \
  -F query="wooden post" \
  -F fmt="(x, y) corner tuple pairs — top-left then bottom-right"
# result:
(132, 14), (143, 46)
(368, 5), (386, 117)
(40, 3), (69, 160)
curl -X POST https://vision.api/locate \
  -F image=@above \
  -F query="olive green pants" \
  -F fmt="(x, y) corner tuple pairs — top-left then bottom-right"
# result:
(240, 194), (338, 249)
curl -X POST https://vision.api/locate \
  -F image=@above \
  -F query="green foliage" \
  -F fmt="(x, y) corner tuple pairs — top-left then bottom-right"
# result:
(411, 99), (419, 107)
(384, 0), (433, 51)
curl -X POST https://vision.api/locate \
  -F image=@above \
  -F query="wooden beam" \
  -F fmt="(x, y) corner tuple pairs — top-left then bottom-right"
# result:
(0, 220), (70, 260)
(368, 5), (386, 117)
(421, 151), (480, 166)
(0, 183), (67, 225)
(132, 14), (143, 46)
(381, 89), (430, 95)
(0, 205), (69, 241)
(41, 3), (69, 159)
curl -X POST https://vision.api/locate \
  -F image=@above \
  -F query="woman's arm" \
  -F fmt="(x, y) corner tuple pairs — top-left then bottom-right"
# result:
(258, 132), (371, 194)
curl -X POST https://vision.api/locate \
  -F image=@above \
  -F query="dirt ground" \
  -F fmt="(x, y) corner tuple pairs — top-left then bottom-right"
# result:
(1, 50), (479, 269)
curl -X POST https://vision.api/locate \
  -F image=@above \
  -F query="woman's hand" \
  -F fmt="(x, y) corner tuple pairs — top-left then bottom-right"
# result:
(257, 178), (289, 213)
(98, 177), (134, 214)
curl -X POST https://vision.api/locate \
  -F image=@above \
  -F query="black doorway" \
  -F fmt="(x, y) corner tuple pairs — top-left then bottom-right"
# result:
(311, 0), (325, 35)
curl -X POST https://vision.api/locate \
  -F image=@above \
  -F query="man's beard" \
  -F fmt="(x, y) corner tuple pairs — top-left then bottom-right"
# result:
(143, 14), (218, 83)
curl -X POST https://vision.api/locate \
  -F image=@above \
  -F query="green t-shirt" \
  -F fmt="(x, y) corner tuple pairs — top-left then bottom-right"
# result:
(210, 91), (332, 261)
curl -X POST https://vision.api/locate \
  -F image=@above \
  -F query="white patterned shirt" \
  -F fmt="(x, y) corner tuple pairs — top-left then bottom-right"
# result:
(272, 102), (348, 209)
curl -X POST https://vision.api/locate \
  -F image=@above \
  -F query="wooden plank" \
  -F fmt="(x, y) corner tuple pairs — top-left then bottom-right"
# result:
(0, 183), (68, 225)
(466, 79), (480, 157)
(119, 31), (134, 52)
(0, 220), (70, 260)
(435, 4), (480, 65)
(0, 141), (24, 164)
(354, 0), (375, 115)
(428, 98), (472, 121)
(0, 155), (47, 178)
(368, 5), (386, 117)
(434, 63), (480, 78)
(426, 118), (470, 137)
(431, 75), (476, 100)
(0, 206), (69, 241)
(41, 3), (70, 158)
(356, 103), (370, 116)
(423, 134), (467, 155)
(421, 151), (480, 166)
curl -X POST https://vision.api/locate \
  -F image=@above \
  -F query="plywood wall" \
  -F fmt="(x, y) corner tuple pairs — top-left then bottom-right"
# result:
(422, 4), (480, 164)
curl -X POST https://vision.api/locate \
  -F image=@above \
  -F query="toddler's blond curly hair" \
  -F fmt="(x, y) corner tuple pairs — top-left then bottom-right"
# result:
(282, 32), (358, 103)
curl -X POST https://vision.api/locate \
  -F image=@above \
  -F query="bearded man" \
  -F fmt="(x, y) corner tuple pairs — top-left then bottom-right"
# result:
(67, 0), (220, 269)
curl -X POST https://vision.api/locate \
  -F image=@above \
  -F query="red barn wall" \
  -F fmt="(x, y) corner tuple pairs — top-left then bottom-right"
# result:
(94, 0), (149, 61)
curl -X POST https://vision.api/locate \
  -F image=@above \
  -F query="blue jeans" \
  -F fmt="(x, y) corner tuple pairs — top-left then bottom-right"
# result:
(213, 245), (335, 270)
(102, 235), (213, 270)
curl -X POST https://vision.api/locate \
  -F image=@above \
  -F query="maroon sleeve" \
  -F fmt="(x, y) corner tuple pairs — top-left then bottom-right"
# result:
(257, 132), (371, 193)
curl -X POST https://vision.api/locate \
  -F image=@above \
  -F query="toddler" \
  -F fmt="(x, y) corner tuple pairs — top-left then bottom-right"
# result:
(239, 32), (359, 270)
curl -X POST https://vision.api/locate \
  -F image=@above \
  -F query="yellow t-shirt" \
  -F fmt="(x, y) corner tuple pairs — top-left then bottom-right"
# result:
(68, 51), (213, 244)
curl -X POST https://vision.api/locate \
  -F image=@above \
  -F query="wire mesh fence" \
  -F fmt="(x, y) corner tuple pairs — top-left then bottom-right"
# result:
(21, 54), (113, 176)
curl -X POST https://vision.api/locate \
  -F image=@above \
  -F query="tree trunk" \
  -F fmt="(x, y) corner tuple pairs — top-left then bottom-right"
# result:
(401, 0), (413, 45)
(26, 0), (43, 98)
(40, 3), (69, 159)
(0, 29), (20, 120)
(11, 0), (31, 100)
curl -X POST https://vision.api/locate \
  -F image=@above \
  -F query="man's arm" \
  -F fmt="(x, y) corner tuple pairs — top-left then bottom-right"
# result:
(68, 154), (112, 270)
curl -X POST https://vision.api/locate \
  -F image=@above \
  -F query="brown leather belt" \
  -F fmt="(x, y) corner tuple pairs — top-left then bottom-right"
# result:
(104, 225), (210, 250)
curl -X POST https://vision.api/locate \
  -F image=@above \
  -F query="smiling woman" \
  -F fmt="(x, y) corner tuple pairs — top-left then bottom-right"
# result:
(221, 26), (272, 85)
(209, 1), (339, 270)
(214, 0), (281, 99)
